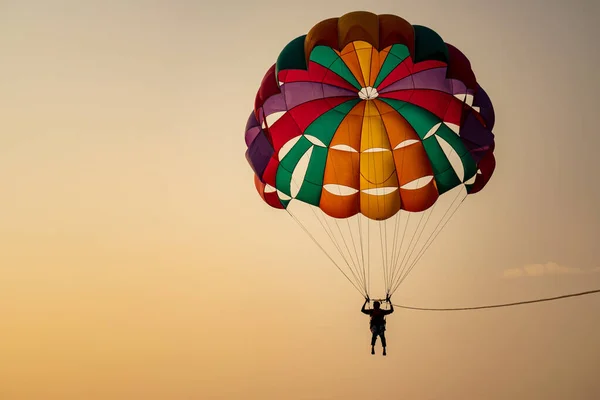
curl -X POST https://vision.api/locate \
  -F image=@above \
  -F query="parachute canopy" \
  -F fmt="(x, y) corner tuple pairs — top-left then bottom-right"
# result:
(244, 11), (496, 298)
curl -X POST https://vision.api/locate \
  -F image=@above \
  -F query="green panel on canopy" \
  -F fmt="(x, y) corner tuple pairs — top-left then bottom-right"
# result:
(304, 99), (360, 146)
(295, 180), (322, 206)
(421, 135), (461, 193)
(279, 136), (312, 173)
(422, 135), (452, 176)
(434, 168), (461, 194)
(434, 124), (469, 156)
(302, 146), (327, 186)
(379, 99), (440, 139)
(413, 25), (449, 63)
(373, 44), (410, 87)
(434, 124), (478, 182)
(276, 35), (308, 77)
(278, 197), (291, 208)
(460, 153), (478, 183)
(276, 167), (293, 197)
(276, 136), (311, 196)
(309, 46), (362, 89)
(276, 137), (328, 206)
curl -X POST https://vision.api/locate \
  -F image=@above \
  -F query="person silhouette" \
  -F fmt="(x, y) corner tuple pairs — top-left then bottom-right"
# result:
(361, 296), (394, 355)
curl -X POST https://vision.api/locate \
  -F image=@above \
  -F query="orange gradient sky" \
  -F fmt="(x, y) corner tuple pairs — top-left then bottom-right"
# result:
(1, 0), (599, 399)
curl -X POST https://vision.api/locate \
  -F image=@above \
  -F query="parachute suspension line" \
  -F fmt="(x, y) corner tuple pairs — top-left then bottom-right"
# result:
(326, 137), (368, 295)
(285, 208), (366, 297)
(292, 205), (367, 294)
(316, 210), (368, 293)
(378, 106), (399, 298)
(386, 213), (398, 295)
(364, 108), (372, 298)
(344, 217), (365, 293)
(365, 110), (390, 298)
(380, 133), (390, 299)
(393, 212), (411, 276)
(387, 211), (405, 295)
(389, 204), (431, 291)
(388, 135), (468, 294)
(353, 215), (369, 296)
(357, 214), (367, 296)
(307, 207), (356, 278)
(286, 170), (367, 295)
(393, 201), (437, 288)
(398, 187), (467, 289)
(392, 289), (600, 311)
(391, 203), (423, 290)
(367, 210), (371, 296)
(382, 214), (393, 296)
(347, 116), (368, 297)
(386, 139), (412, 295)
(379, 132), (390, 296)
(394, 143), (424, 294)
(340, 111), (368, 296)
(327, 214), (365, 289)
(355, 183), (368, 296)
(393, 187), (467, 292)
(390, 100), (470, 291)
(389, 187), (467, 295)
(379, 222), (388, 297)
(390, 198), (452, 296)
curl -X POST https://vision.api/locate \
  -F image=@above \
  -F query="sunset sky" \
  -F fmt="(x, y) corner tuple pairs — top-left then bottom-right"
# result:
(1, 0), (599, 399)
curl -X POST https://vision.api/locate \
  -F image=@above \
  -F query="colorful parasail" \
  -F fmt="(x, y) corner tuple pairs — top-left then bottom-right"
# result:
(244, 11), (496, 299)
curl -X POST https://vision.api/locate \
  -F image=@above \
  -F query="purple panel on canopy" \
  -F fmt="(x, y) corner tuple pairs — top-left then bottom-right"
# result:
(473, 85), (495, 129)
(245, 110), (258, 131)
(245, 131), (274, 179)
(378, 75), (413, 93)
(459, 113), (495, 162)
(379, 68), (452, 94)
(245, 112), (261, 147)
(410, 67), (452, 92)
(461, 137), (492, 163)
(245, 127), (262, 148)
(460, 112), (494, 146)
(282, 82), (323, 110)
(449, 79), (467, 95)
(262, 92), (287, 116)
(322, 83), (357, 99)
(282, 82), (356, 110)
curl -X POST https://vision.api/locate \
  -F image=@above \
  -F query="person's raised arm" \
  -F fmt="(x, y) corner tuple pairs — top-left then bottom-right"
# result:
(361, 297), (370, 314)
(385, 295), (394, 314)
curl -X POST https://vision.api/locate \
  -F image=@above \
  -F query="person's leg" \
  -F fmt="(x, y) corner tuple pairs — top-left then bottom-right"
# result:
(381, 332), (387, 356)
(371, 330), (377, 354)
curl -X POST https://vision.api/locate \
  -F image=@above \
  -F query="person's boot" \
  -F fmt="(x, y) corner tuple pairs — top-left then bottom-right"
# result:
(371, 346), (375, 355)
(382, 347), (387, 356)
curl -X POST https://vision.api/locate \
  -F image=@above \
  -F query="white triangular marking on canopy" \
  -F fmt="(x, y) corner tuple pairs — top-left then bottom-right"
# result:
(324, 184), (359, 196)
(305, 135), (326, 147)
(424, 123), (441, 140)
(265, 111), (286, 127)
(331, 144), (358, 152)
(394, 139), (419, 150)
(464, 174), (477, 185)
(278, 136), (302, 161)
(444, 122), (460, 134)
(277, 190), (291, 201)
(363, 147), (391, 153)
(361, 187), (398, 196)
(400, 175), (434, 190)
(436, 135), (464, 182)
(290, 146), (314, 198)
